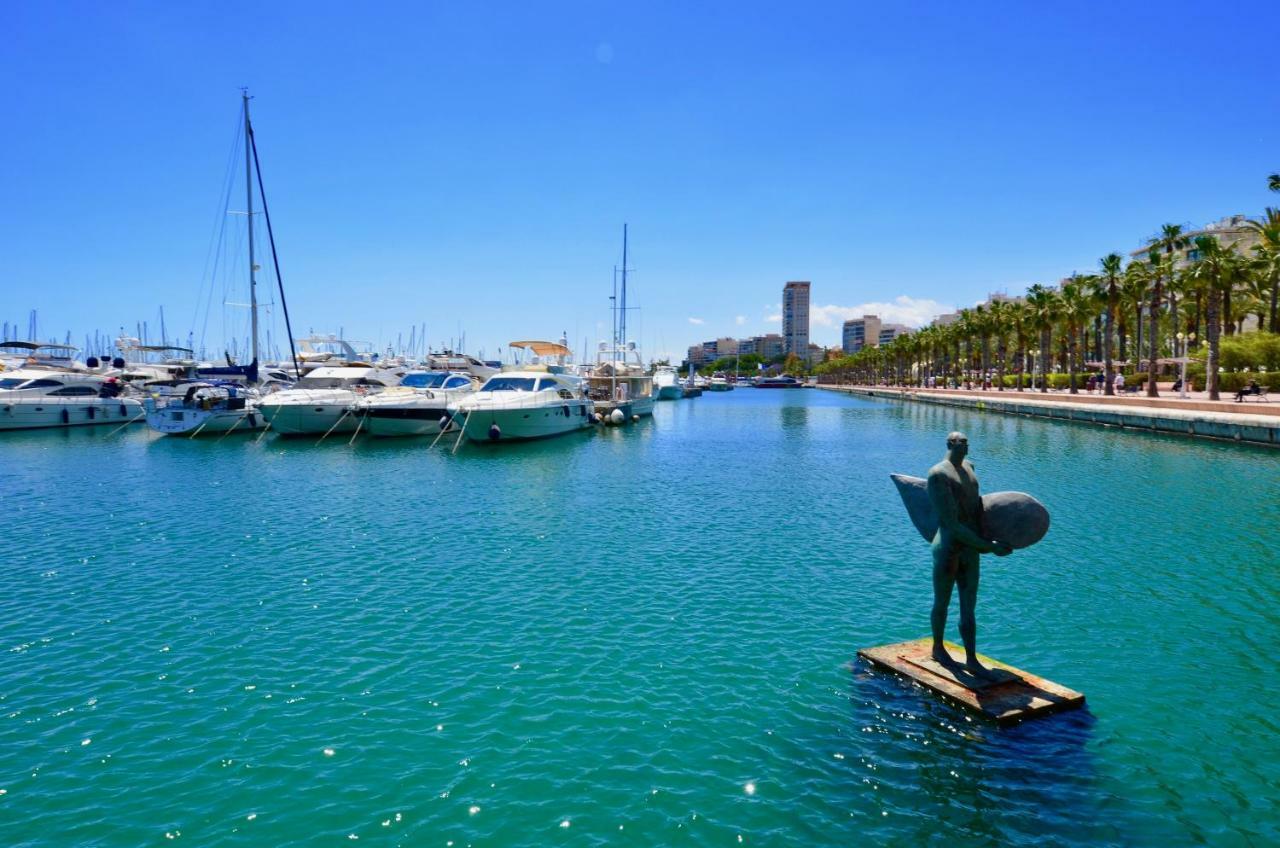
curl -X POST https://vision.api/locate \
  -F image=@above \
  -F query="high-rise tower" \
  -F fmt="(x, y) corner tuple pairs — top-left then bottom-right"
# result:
(782, 281), (811, 360)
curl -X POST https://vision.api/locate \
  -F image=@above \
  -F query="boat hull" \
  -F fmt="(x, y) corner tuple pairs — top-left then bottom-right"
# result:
(259, 400), (358, 435)
(361, 407), (454, 437)
(656, 385), (682, 400)
(460, 400), (595, 442)
(0, 398), (142, 431)
(146, 406), (265, 435)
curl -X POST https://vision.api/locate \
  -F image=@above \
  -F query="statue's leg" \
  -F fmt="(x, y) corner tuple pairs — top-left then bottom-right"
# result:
(931, 544), (957, 662)
(956, 552), (992, 676)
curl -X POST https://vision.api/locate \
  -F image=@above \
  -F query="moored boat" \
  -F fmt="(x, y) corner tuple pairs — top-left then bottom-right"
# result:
(654, 365), (682, 400)
(0, 369), (141, 430)
(454, 369), (594, 442)
(144, 381), (265, 435)
(353, 371), (478, 437)
(257, 365), (402, 435)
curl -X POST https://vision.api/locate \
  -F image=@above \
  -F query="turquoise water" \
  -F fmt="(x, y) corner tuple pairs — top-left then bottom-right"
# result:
(2, 389), (1277, 847)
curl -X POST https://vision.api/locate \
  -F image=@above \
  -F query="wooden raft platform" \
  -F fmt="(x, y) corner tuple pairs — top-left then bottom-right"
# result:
(857, 638), (1085, 726)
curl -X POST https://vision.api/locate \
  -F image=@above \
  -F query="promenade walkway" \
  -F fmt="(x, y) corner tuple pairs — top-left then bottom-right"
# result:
(822, 384), (1280, 448)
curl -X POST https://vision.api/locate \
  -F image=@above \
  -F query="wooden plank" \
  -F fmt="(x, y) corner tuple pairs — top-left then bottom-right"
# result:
(857, 638), (1085, 726)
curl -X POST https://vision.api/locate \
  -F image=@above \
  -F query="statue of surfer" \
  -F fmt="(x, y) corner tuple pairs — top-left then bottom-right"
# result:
(926, 432), (1011, 677)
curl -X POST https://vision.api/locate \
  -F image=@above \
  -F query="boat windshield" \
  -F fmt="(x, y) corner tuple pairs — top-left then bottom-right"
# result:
(0, 378), (29, 389)
(401, 372), (450, 389)
(481, 377), (538, 392)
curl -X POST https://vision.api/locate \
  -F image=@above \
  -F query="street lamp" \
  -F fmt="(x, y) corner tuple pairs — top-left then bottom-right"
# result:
(1030, 348), (1041, 390)
(1175, 332), (1195, 398)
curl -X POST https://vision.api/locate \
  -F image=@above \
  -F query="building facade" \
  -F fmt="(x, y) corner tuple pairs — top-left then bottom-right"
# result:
(782, 281), (811, 360)
(841, 315), (882, 354)
(878, 323), (911, 346)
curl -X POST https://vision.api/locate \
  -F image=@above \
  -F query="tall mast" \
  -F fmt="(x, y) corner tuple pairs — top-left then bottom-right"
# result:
(620, 223), (628, 355)
(243, 90), (260, 371)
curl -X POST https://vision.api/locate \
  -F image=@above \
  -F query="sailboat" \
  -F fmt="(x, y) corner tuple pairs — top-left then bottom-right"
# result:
(585, 225), (655, 422)
(146, 91), (299, 435)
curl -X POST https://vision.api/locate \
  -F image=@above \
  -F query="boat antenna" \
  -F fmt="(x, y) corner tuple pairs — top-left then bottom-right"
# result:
(247, 91), (301, 380)
(242, 90), (260, 379)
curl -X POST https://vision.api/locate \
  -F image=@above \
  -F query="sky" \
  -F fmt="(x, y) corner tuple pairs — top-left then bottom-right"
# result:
(2, 1), (1278, 363)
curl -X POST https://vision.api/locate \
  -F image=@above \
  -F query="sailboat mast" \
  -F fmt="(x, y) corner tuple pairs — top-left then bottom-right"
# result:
(620, 223), (628, 355)
(243, 90), (260, 371)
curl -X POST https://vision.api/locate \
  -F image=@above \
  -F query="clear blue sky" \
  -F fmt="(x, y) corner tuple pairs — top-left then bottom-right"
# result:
(3, 1), (1277, 362)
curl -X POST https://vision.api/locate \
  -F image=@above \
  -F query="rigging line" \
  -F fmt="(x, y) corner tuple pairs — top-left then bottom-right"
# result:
(195, 106), (245, 350)
(249, 122), (299, 377)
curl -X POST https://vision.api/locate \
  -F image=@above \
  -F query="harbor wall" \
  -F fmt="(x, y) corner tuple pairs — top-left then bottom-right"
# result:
(823, 386), (1280, 448)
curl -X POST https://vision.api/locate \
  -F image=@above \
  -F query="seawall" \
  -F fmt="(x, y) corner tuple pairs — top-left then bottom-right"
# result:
(823, 386), (1280, 448)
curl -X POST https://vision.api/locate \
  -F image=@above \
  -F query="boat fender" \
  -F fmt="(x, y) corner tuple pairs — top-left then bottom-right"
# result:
(608, 409), (625, 425)
(439, 412), (451, 429)
(563, 405), (570, 418)
(632, 414), (640, 422)
(248, 414), (256, 428)
(61, 409), (69, 424)
(87, 406), (96, 420)
(488, 423), (501, 441)
(120, 404), (127, 416)
(593, 412), (604, 423)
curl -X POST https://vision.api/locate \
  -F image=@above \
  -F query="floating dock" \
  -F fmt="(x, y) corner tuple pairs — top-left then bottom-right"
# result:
(857, 638), (1085, 726)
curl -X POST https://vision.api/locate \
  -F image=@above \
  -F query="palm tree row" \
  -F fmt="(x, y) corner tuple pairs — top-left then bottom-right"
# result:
(817, 177), (1280, 401)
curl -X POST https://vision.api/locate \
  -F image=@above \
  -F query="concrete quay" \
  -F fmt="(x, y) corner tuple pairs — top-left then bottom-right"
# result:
(823, 385), (1280, 448)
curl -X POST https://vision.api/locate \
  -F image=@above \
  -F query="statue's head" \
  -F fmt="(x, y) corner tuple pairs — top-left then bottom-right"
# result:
(946, 431), (969, 459)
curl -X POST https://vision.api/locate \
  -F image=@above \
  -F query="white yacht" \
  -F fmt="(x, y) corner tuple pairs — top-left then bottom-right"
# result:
(144, 381), (265, 436)
(654, 365), (682, 400)
(352, 371), (478, 437)
(454, 368), (594, 442)
(257, 365), (401, 435)
(707, 372), (733, 392)
(0, 369), (141, 430)
(424, 351), (498, 381)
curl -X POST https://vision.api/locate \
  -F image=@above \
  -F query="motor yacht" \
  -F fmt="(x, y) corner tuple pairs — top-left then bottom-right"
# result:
(257, 365), (401, 435)
(454, 368), (595, 442)
(0, 369), (141, 430)
(352, 371), (478, 437)
(755, 374), (804, 388)
(144, 381), (265, 435)
(707, 372), (733, 392)
(654, 365), (682, 400)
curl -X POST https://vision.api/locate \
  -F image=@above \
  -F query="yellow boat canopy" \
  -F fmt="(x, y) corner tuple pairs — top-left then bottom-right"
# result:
(509, 340), (572, 357)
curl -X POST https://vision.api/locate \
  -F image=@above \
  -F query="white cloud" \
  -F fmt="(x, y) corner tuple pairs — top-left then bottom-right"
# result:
(765, 313), (781, 324)
(687, 317), (705, 325)
(734, 315), (746, 326)
(810, 296), (953, 330)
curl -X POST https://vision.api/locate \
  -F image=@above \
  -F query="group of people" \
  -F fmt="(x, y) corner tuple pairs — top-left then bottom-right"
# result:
(1085, 372), (1126, 393)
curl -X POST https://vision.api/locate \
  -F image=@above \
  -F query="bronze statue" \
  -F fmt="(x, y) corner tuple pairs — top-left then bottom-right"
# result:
(925, 432), (1011, 677)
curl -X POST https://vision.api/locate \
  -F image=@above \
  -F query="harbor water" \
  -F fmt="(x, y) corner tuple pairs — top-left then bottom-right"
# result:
(2, 389), (1277, 846)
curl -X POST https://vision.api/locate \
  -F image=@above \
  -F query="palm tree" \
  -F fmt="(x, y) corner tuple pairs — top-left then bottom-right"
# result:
(1144, 224), (1188, 396)
(1011, 301), (1033, 391)
(1188, 237), (1242, 401)
(1093, 253), (1124, 394)
(1058, 280), (1092, 393)
(1270, 173), (1280, 193)
(1245, 208), (1280, 332)
(1025, 284), (1058, 392)
(987, 300), (1013, 391)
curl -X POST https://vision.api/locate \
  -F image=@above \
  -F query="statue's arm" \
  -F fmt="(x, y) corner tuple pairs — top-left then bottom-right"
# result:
(927, 470), (993, 552)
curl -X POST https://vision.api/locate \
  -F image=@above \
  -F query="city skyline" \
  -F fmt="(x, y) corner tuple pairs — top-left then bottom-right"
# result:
(3, 3), (1277, 364)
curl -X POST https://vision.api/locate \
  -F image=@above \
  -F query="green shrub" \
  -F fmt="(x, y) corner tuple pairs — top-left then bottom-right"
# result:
(1216, 371), (1279, 392)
